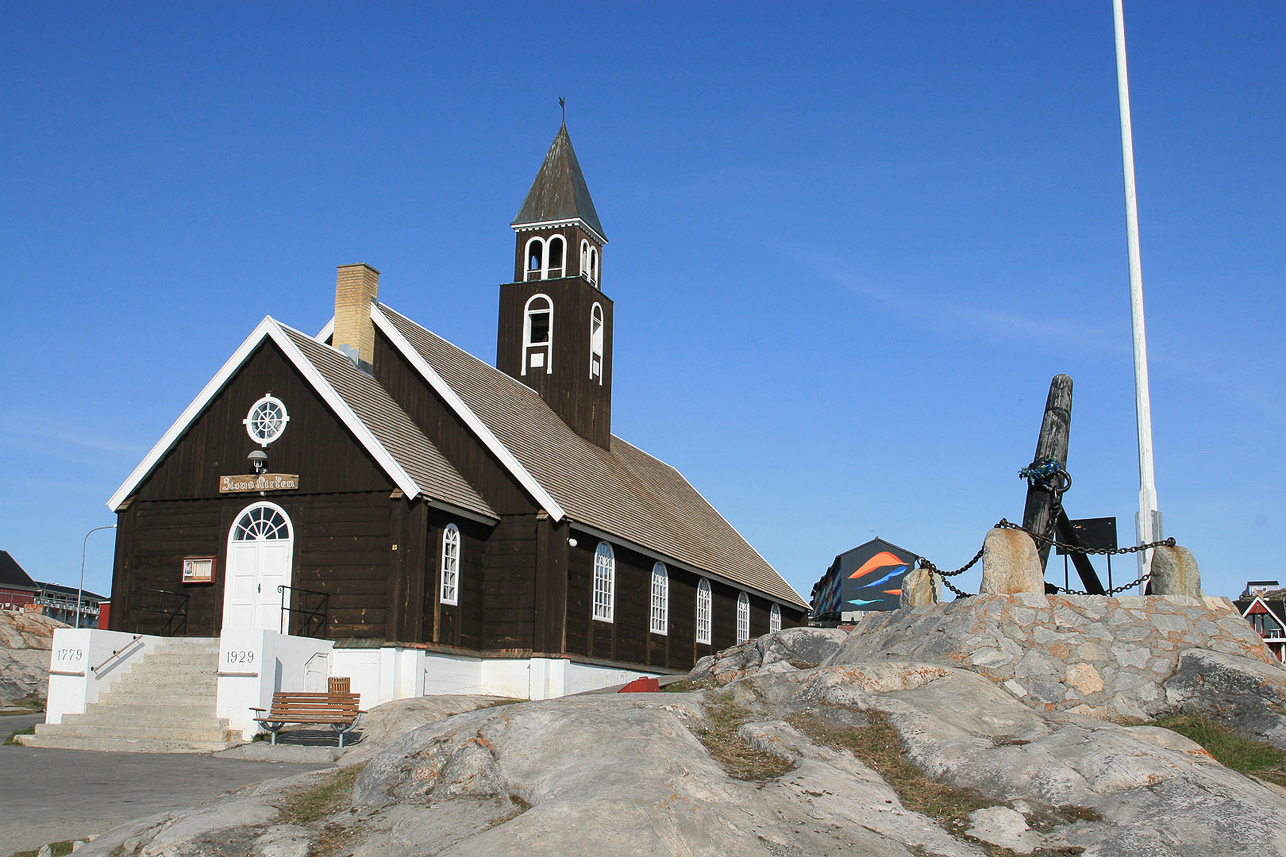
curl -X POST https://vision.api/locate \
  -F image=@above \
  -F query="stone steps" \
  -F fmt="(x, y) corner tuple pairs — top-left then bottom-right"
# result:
(16, 734), (236, 754)
(19, 636), (239, 753)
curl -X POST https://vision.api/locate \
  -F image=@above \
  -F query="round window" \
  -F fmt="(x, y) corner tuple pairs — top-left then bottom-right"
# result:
(244, 395), (289, 445)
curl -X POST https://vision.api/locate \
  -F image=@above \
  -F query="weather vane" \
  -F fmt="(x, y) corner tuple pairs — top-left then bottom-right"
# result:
(559, 96), (565, 122)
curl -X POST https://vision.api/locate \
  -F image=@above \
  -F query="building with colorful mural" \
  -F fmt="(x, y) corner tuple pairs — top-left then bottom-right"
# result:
(809, 538), (920, 625)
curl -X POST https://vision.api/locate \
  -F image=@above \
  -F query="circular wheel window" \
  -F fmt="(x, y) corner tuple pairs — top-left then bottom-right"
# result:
(244, 395), (289, 445)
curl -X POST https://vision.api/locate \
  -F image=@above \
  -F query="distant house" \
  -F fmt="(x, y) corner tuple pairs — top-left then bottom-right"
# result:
(0, 551), (39, 610)
(810, 538), (920, 625)
(1234, 580), (1286, 663)
(34, 582), (107, 628)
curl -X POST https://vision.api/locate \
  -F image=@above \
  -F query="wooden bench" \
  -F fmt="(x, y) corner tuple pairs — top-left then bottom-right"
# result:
(251, 688), (365, 748)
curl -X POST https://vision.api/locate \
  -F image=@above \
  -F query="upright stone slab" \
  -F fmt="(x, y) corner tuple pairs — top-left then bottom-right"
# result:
(899, 566), (941, 608)
(1149, 545), (1202, 597)
(980, 528), (1046, 598)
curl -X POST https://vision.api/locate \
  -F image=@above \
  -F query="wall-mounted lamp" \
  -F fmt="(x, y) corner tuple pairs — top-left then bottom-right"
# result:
(248, 449), (269, 474)
(568, 537), (578, 548)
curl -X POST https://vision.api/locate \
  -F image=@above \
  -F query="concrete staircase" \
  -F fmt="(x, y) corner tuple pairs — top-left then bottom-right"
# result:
(19, 637), (240, 753)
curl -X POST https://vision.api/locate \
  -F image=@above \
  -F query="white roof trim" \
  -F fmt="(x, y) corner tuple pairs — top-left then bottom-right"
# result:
(372, 304), (567, 522)
(315, 318), (335, 343)
(568, 520), (807, 610)
(512, 217), (607, 246)
(1242, 595), (1286, 633)
(107, 317), (422, 511)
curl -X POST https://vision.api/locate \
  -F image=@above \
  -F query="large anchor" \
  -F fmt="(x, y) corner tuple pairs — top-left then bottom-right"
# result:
(1019, 374), (1107, 595)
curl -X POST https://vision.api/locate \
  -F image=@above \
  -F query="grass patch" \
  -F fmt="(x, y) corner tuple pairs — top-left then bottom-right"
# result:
(691, 692), (795, 781)
(662, 677), (716, 693)
(1151, 712), (1286, 786)
(1, 694), (44, 714)
(278, 765), (363, 825)
(4, 724), (35, 745)
(6, 841), (76, 857)
(788, 708), (994, 835)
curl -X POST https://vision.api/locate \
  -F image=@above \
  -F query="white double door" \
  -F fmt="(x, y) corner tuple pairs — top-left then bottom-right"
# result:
(222, 502), (294, 633)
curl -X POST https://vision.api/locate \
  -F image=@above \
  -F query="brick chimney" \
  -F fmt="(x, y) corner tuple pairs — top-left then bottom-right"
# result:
(333, 263), (379, 372)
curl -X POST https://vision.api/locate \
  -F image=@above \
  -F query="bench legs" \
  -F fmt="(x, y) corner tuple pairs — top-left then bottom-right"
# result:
(331, 713), (362, 748)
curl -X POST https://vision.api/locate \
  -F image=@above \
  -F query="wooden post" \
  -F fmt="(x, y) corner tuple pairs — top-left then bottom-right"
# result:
(1021, 375), (1073, 571)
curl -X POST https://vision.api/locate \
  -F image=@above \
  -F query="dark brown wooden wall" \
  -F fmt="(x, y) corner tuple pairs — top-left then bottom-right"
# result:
(133, 341), (392, 502)
(373, 331), (536, 516)
(423, 513), (491, 651)
(112, 339), (401, 640)
(111, 492), (395, 639)
(562, 536), (803, 671)
(495, 276), (614, 447)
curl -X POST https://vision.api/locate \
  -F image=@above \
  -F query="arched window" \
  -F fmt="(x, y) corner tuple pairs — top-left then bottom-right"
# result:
(593, 542), (615, 622)
(525, 237), (545, 282)
(547, 236), (565, 278)
(231, 502), (292, 542)
(736, 592), (751, 643)
(522, 294), (553, 375)
(696, 579), (712, 644)
(650, 563), (668, 634)
(440, 523), (460, 606)
(589, 303), (604, 382)
(588, 246), (599, 285)
(580, 240), (590, 278)
(769, 603), (782, 634)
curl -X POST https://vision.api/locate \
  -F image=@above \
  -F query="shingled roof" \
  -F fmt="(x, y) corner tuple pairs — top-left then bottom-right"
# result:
(0, 550), (38, 592)
(378, 305), (806, 608)
(279, 326), (496, 522)
(511, 123), (607, 243)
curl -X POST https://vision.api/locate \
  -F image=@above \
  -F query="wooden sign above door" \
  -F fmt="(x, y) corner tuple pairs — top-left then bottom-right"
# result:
(219, 473), (300, 493)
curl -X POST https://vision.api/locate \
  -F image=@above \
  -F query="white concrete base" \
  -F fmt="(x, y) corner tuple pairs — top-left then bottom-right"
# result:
(216, 629), (334, 739)
(331, 647), (667, 708)
(44, 630), (667, 744)
(45, 628), (167, 725)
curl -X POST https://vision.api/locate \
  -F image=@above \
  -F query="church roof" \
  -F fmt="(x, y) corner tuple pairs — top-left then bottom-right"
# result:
(511, 124), (607, 244)
(377, 304), (806, 608)
(107, 318), (497, 525)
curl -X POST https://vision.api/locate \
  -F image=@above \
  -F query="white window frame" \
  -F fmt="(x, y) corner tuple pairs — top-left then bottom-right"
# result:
(769, 603), (782, 634)
(524, 236), (546, 281)
(547, 235), (566, 277)
(522, 293), (554, 375)
(736, 592), (751, 643)
(593, 542), (615, 623)
(696, 578), (712, 645)
(650, 563), (668, 635)
(244, 394), (289, 446)
(580, 239), (590, 280)
(588, 246), (599, 284)
(589, 302), (604, 382)
(440, 523), (460, 606)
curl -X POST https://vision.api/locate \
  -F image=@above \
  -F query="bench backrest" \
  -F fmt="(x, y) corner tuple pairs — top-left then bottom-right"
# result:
(265, 691), (361, 718)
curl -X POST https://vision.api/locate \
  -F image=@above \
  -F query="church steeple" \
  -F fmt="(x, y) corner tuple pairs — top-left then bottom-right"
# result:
(498, 124), (613, 448)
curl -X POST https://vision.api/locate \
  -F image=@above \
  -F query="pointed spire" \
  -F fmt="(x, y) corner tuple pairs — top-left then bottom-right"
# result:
(511, 124), (607, 243)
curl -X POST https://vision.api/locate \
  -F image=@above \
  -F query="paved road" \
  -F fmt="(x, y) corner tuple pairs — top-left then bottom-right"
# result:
(0, 720), (329, 853)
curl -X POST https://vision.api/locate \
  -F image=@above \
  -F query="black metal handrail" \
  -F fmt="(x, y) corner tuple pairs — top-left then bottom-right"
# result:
(131, 586), (189, 636)
(278, 584), (328, 638)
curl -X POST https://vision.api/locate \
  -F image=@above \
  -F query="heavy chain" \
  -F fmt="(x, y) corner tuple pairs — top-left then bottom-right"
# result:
(916, 518), (1177, 598)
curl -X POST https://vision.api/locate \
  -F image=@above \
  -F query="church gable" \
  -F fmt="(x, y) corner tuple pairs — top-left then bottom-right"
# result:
(128, 337), (393, 504)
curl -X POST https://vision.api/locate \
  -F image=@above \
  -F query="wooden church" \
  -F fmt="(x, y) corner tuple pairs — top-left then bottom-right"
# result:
(105, 124), (808, 693)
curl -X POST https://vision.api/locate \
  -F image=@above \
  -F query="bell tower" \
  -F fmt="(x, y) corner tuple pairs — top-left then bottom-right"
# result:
(497, 124), (613, 448)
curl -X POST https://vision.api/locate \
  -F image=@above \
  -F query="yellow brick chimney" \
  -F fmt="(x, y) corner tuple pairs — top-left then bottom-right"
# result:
(333, 263), (379, 372)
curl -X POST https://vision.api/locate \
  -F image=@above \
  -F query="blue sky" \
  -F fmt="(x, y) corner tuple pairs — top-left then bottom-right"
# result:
(2, 3), (1282, 604)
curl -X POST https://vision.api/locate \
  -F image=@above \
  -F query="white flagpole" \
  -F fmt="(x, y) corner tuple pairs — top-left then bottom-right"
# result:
(1112, 0), (1162, 587)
